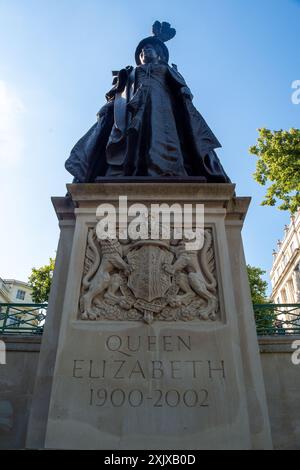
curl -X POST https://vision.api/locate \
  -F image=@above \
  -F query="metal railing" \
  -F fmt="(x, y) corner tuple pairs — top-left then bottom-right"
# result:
(254, 303), (300, 336)
(1, 302), (300, 336)
(0, 303), (47, 335)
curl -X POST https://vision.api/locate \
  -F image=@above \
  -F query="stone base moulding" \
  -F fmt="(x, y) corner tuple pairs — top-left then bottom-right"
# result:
(27, 182), (273, 449)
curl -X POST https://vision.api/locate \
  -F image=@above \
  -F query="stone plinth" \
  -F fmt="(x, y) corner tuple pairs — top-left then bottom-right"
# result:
(29, 182), (272, 449)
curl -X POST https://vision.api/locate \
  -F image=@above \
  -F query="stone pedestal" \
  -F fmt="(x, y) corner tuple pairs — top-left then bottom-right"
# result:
(28, 182), (272, 449)
(26, 196), (75, 448)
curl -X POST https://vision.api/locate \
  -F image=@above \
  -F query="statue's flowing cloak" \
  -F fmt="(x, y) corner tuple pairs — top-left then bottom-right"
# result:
(65, 65), (229, 182)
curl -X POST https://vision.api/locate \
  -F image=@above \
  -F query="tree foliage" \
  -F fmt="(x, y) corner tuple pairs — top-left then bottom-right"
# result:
(246, 264), (268, 304)
(28, 257), (55, 303)
(247, 264), (277, 334)
(249, 128), (300, 212)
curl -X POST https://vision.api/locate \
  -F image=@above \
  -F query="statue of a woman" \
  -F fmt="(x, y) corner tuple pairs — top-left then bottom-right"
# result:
(65, 22), (230, 182)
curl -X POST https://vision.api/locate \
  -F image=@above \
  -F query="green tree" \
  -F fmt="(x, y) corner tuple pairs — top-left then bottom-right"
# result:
(246, 264), (268, 304)
(247, 264), (277, 335)
(249, 127), (300, 212)
(28, 257), (55, 303)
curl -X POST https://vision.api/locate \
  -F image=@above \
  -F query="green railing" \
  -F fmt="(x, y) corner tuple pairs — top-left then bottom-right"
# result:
(0, 303), (47, 335)
(1, 302), (300, 336)
(254, 303), (300, 336)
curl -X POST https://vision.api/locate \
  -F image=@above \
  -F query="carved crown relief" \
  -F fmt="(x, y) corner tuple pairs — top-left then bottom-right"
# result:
(79, 228), (219, 324)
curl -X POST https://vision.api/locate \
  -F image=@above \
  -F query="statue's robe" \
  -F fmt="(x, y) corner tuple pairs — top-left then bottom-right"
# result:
(65, 64), (230, 182)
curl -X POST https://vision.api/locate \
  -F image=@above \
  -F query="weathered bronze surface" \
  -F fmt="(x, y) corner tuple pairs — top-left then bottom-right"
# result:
(65, 21), (229, 182)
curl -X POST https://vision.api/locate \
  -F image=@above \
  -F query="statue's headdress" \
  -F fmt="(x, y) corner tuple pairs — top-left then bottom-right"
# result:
(135, 21), (176, 65)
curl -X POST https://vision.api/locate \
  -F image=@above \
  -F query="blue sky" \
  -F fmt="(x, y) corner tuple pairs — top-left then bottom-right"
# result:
(0, 0), (299, 293)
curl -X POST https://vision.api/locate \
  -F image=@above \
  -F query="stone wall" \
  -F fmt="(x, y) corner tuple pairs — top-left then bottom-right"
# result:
(0, 334), (300, 449)
(259, 336), (300, 450)
(0, 335), (41, 449)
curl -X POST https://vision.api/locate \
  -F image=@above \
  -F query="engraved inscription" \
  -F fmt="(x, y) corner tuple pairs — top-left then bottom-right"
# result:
(88, 388), (210, 408)
(70, 333), (226, 411)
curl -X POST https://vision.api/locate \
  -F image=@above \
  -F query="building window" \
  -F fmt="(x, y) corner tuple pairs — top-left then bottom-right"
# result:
(281, 288), (288, 303)
(16, 289), (25, 300)
(290, 241), (294, 254)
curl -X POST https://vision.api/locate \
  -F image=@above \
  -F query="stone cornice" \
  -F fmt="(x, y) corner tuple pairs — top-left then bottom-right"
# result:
(67, 182), (236, 204)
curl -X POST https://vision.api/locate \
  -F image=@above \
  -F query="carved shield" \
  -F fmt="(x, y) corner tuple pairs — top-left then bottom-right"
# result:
(127, 245), (173, 302)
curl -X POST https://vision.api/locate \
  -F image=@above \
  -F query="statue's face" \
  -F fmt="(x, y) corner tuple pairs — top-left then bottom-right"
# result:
(139, 44), (159, 64)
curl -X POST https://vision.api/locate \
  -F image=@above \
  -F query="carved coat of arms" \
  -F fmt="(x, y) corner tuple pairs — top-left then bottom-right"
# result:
(79, 229), (218, 323)
(127, 242), (173, 302)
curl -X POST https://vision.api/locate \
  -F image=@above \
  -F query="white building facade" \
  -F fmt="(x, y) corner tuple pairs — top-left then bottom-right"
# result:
(270, 211), (300, 304)
(2, 279), (34, 304)
(0, 277), (11, 303)
(0, 279), (35, 328)
(0, 279), (33, 304)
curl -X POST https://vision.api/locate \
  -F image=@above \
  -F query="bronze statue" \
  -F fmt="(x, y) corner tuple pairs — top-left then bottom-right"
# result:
(65, 21), (230, 182)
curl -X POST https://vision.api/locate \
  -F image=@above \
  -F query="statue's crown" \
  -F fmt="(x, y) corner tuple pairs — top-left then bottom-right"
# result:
(135, 21), (176, 65)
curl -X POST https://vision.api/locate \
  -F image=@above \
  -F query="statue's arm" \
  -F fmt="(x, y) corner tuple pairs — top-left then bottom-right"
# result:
(102, 65), (134, 116)
(180, 86), (194, 100)
(169, 64), (193, 100)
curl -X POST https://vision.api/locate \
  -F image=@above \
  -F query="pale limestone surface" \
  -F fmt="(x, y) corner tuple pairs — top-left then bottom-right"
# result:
(2, 334), (299, 449)
(31, 183), (272, 449)
(260, 336), (300, 450)
(25, 197), (75, 448)
(0, 336), (41, 449)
